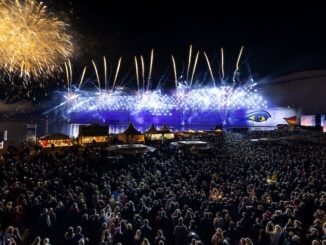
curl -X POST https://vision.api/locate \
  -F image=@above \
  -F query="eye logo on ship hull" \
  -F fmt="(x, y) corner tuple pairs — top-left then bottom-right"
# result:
(245, 110), (271, 122)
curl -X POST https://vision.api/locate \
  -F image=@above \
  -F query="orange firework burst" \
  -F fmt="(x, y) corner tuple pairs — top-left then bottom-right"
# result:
(0, 0), (73, 79)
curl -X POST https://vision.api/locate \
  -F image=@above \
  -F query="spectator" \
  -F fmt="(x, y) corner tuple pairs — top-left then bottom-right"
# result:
(0, 131), (325, 245)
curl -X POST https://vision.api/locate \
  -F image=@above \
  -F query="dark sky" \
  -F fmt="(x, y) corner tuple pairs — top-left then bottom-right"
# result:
(50, 0), (326, 85)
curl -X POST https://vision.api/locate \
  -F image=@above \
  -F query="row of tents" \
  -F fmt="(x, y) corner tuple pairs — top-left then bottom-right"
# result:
(38, 123), (175, 148)
(117, 123), (175, 143)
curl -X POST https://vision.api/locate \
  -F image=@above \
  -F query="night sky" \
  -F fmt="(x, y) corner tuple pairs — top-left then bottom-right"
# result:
(45, 0), (325, 113)
(47, 0), (326, 82)
(0, 1), (324, 109)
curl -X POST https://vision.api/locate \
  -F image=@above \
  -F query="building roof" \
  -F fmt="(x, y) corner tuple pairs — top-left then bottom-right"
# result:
(40, 133), (71, 140)
(264, 69), (326, 86)
(79, 124), (108, 136)
(260, 69), (326, 113)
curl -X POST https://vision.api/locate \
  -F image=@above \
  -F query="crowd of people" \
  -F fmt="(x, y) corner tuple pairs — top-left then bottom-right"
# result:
(1, 131), (326, 245)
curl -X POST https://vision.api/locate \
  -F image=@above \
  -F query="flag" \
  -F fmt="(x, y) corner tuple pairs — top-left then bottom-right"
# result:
(284, 116), (297, 125)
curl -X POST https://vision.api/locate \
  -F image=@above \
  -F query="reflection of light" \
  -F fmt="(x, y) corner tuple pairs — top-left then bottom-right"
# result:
(64, 86), (268, 116)
(66, 92), (80, 101)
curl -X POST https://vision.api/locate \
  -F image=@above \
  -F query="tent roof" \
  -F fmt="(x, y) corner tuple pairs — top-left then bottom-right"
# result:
(145, 124), (158, 134)
(122, 123), (143, 135)
(40, 133), (71, 140)
(159, 124), (172, 133)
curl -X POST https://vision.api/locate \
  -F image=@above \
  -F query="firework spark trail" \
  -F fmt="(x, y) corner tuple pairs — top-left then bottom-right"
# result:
(233, 45), (244, 82)
(78, 66), (87, 89)
(112, 57), (122, 90)
(0, 0), (73, 78)
(171, 55), (178, 88)
(140, 55), (145, 90)
(186, 44), (192, 82)
(103, 56), (107, 90)
(64, 62), (69, 91)
(134, 56), (140, 91)
(190, 51), (200, 88)
(203, 51), (215, 86)
(92, 60), (101, 90)
(68, 59), (72, 85)
(220, 47), (225, 82)
(147, 49), (154, 91)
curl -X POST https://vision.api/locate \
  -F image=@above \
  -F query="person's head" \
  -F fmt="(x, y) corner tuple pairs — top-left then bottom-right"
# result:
(313, 219), (322, 226)
(76, 226), (82, 234)
(32, 236), (41, 244)
(292, 235), (300, 243)
(294, 220), (301, 228)
(312, 240), (321, 245)
(141, 238), (150, 245)
(102, 223), (108, 230)
(190, 220), (195, 226)
(78, 238), (85, 245)
(67, 226), (74, 234)
(245, 237), (253, 245)
(144, 219), (149, 226)
(310, 227), (319, 236)
(215, 228), (223, 236)
(225, 213), (232, 222)
(5, 226), (14, 236)
(126, 223), (133, 230)
(135, 229), (142, 239)
(178, 217), (183, 225)
(43, 238), (50, 245)
(157, 229), (163, 237)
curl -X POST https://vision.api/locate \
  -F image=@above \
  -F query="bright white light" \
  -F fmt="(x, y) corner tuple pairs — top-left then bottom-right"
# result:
(66, 85), (268, 116)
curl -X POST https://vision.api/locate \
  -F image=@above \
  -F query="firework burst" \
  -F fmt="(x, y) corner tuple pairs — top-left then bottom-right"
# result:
(0, 0), (73, 79)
